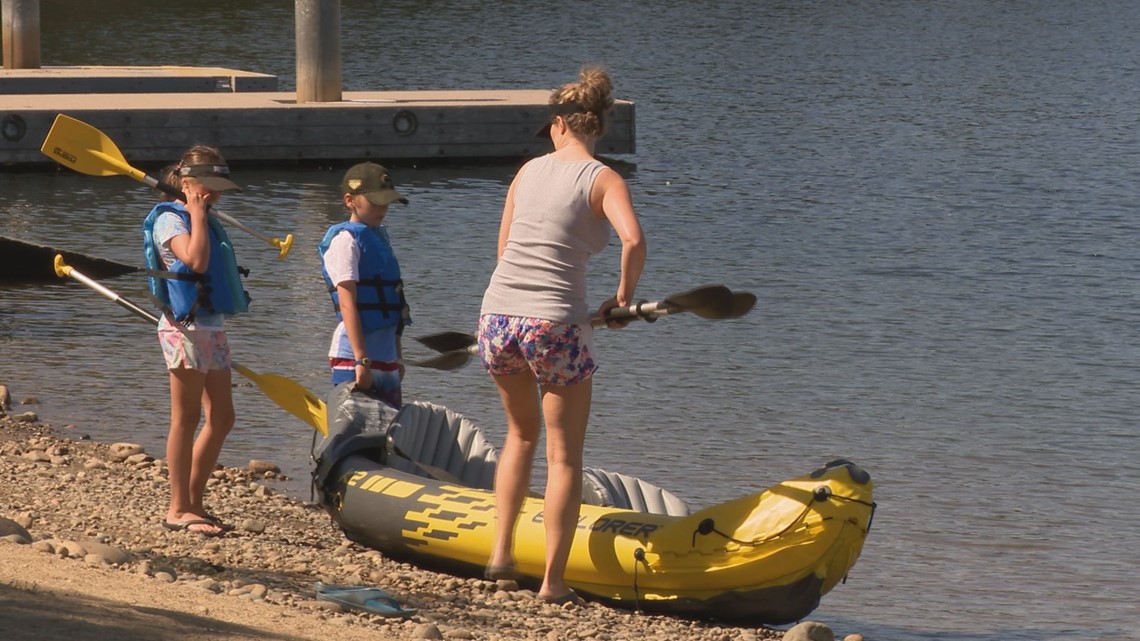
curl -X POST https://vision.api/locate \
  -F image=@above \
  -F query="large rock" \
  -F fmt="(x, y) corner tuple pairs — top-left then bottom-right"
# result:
(83, 540), (134, 565)
(109, 443), (144, 461)
(249, 459), (280, 475)
(0, 517), (32, 542)
(784, 622), (835, 641)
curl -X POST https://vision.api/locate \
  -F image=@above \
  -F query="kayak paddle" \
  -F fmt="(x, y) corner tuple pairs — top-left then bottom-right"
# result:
(415, 284), (744, 354)
(410, 284), (756, 370)
(728, 291), (757, 319)
(414, 330), (480, 354)
(40, 114), (294, 260)
(408, 348), (478, 371)
(602, 284), (737, 322)
(53, 254), (328, 435)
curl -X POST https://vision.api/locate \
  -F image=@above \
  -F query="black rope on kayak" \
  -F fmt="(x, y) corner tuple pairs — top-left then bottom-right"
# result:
(690, 487), (876, 548)
(631, 547), (647, 613)
(825, 492), (877, 532)
(691, 501), (812, 547)
(819, 487), (876, 510)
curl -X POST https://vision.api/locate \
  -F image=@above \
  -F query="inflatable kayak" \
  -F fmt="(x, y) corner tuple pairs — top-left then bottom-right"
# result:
(311, 385), (875, 624)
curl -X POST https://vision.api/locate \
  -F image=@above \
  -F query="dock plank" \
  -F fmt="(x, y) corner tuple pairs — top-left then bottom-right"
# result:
(0, 65), (278, 94)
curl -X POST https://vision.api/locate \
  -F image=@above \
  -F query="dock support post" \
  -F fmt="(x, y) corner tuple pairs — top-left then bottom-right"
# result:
(295, 0), (342, 103)
(2, 0), (41, 69)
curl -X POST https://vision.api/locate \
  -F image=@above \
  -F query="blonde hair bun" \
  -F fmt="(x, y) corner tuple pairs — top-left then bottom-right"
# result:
(550, 66), (615, 138)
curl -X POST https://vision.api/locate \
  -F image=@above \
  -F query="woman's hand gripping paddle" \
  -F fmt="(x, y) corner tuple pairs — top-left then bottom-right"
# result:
(40, 114), (294, 259)
(53, 255), (327, 434)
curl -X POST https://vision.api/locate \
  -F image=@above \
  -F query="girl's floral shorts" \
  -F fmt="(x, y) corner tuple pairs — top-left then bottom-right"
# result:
(157, 324), (231, 372)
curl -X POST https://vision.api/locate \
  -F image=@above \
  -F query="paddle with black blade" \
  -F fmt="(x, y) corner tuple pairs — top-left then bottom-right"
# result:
(410, 284), (757, 370)
(415, 284), (742, 354)
(40, 114), (294, 259)
(53, 254), (328, 435)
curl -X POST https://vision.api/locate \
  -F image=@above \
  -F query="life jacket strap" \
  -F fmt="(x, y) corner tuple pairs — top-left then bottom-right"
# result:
(146, 269), (214, 323)
(329, 277), (408, 319)
(146, 268), (202, 282)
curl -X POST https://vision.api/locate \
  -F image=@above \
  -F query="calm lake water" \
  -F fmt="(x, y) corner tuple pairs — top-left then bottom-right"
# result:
(2, 1), (1138, 639)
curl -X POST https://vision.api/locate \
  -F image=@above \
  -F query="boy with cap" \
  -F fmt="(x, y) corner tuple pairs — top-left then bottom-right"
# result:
(317, 162), (412, 408)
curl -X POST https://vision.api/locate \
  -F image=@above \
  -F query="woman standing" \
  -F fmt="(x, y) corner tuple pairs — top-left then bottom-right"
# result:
(478, 67), (647, 603)
(143, 146), (248, 537)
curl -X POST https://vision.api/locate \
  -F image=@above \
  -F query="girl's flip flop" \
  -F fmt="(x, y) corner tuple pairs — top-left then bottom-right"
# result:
(162, 519), (224, 538)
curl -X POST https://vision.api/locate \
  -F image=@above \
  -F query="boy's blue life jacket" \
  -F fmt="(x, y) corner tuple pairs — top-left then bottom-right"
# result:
(142, 202), (250, 323)
(317, 221), (410, 332)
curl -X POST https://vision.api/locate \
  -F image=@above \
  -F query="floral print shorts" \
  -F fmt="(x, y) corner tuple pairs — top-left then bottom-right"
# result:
(477, 314), (597, 386)
(157, 324), (231, 373)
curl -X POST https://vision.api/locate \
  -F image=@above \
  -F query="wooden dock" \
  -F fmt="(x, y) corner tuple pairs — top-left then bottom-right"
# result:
(0, 66), (635, 167)
(0, 65), (279, 94)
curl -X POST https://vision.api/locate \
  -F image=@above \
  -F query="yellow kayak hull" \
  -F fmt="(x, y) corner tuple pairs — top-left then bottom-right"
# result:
(322, 454), (873, 624)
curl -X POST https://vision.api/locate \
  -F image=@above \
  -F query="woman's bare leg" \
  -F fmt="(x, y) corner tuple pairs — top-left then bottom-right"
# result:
(538, 378), (591, 600)
(489, 370), (541, 570)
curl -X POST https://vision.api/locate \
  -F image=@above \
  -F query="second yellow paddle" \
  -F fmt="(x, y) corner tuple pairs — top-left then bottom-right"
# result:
(40, 114), (294, 260)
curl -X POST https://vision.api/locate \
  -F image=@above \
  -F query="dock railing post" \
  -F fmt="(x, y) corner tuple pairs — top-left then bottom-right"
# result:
(295, 0), (342, 103)
(1, 0), (41, 69)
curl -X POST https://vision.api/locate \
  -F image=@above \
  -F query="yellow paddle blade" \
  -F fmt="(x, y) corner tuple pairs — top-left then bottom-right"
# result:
(40, 113), (147, 182)
(232, 364), (329, 436)
(40, 114), (295, 258)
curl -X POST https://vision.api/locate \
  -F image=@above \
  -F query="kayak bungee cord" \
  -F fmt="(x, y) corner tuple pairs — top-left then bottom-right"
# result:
(626, 484), (877, 615)
(630, 547), (648, 614)
(689, 486), (876, 549)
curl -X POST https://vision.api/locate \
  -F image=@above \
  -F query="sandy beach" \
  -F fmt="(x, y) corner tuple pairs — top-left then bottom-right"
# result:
(0, 384), (851, 641)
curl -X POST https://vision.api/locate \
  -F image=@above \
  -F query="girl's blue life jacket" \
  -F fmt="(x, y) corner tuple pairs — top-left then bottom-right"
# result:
(142, 202), (251, 323)
(317, 221), (410, 333)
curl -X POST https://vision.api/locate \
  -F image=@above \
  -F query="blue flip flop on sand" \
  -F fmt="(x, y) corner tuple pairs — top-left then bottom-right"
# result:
(314, 582), (417, 617)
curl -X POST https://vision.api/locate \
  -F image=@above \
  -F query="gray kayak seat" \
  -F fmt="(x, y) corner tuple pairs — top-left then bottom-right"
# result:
(385, 400), (689, 516)
(388, 401), (500, 490)
(581, 467), (691, 517)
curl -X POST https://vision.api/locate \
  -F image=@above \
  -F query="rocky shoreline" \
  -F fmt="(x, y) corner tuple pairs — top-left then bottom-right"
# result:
(0, 383), (861, 641)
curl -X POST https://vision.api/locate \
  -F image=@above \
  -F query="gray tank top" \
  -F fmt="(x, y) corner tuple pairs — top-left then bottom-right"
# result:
(480, 154), (611, 323)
